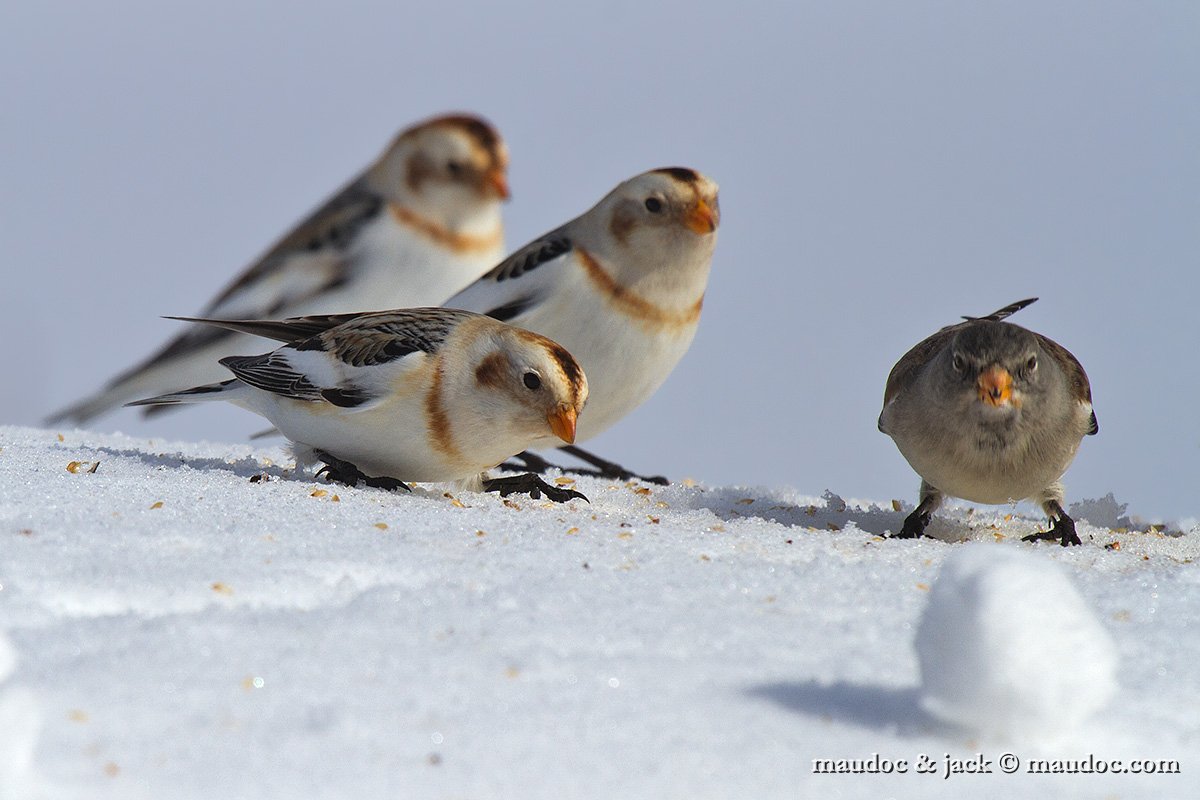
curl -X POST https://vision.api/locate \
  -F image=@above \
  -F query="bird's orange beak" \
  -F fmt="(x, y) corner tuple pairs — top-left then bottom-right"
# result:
(978, 366), (1013, 407)
(485, 168), (510, 200)
(547, 403), (577, 444)
(684, 198), (719, 235)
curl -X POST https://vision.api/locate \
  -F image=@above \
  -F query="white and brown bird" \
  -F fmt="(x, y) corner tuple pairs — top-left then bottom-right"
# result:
(49, 113), (510, 425)
(443, 167), (719, 482)
(878, 298), (1098, 546)
(128, 308), (589, 502)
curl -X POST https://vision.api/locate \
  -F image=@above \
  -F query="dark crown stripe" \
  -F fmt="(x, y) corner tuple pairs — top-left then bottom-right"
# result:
(654, 167), (700, 184)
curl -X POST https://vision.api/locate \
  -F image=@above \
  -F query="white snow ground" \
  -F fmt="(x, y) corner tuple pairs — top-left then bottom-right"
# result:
(1, 424), (1196, 799)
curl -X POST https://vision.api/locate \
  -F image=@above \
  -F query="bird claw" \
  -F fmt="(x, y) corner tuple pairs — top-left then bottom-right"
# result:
(483, 473), (589, 504)
(314, 450), (411, 492)
(359, 474), (412, 492)
(1022, 515), (1082, 547)
(891, 510), (931, 540)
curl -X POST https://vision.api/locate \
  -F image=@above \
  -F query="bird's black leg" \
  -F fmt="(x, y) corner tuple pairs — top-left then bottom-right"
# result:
(890, 482), (942, 539)
(498, 450), (563, 475)
(499, 447), (668, 485)
(1022, 501), (1082, 547)
(896, 508), (932, 539)
(483, 473), (589, 504)
(558, 445), (669, 485)
(314, 450), (411, 492)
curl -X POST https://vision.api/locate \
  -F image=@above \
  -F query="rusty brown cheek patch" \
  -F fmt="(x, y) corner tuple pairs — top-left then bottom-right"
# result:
(405, 155), (432, 193)
(608, 208), (636, 245)
(474, 351), (509, 389)
(577, 249), (703, 331)
(390, 204), (502, 254)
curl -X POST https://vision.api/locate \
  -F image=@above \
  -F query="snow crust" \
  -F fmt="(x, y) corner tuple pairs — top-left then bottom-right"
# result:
(916, 544), (1117, 741)
(1, 425), (1197, 799)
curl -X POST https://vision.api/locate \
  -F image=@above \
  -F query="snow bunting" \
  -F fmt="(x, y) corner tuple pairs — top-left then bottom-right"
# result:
(49, 114), (510, 425)
(128, 308), (589, 502)
(443, 167), (718, 481)
(878, 298), (1098, 546)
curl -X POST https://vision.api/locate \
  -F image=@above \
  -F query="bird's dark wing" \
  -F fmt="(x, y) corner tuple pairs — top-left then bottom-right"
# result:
(442, 228), (573, 321)
(305, 308), (475, 367)
(219, 352), (325, 402)
(960, 297), (1038, 324)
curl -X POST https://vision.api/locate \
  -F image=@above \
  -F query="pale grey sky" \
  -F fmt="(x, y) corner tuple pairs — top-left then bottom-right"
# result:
(3, 1), (1197, 519)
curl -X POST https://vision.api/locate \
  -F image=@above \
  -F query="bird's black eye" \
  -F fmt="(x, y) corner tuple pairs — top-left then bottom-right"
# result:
(1025, 354), (1038, 375)
(952, 353), (965, 373)
(446, 161), (465, 178)
(644, 197), (663, 213)
(523, 371), (542, 391)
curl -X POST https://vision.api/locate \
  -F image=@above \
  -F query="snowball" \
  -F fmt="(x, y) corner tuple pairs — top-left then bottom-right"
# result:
(914, 544), (1117, 742)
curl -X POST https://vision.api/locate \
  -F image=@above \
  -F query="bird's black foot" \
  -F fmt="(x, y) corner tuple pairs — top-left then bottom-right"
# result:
(1022, 514), (1082, 547)
(892, 509), (932, 539)
(314, 450), (411, 492)
(483, 473), (589, 503)
(558, 445), (669, 485)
